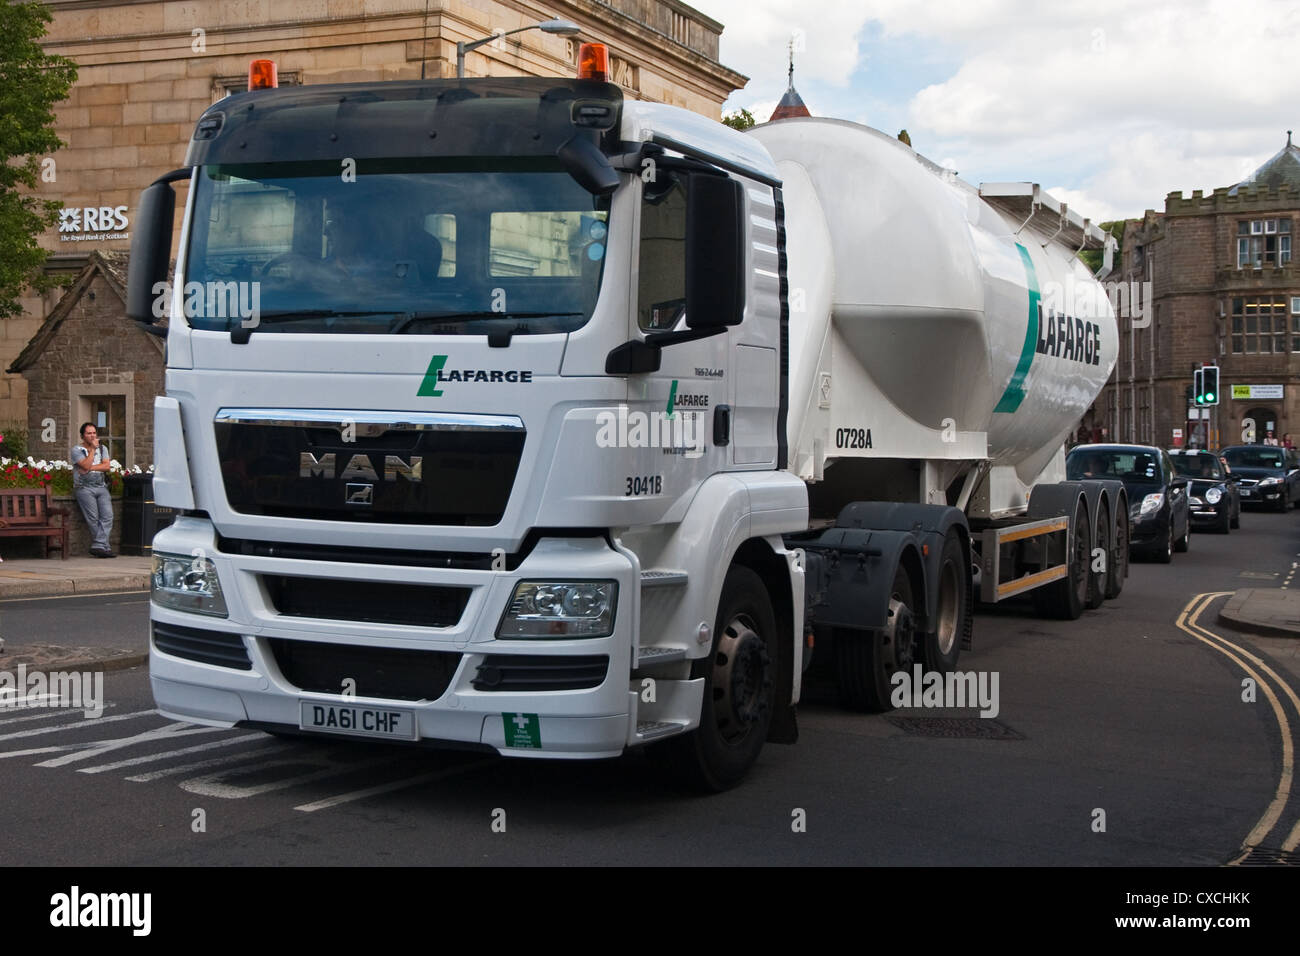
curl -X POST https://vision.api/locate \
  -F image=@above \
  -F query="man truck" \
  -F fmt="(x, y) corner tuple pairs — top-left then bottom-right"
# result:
(127, 49), (1124, 790)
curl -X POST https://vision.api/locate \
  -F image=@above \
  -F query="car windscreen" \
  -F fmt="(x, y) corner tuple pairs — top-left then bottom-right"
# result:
(183, 158), (611, 334)
(1221, 447), (1285, 469)
(1170, 454), (1224, 479)
(1066, 450), (1162, 483)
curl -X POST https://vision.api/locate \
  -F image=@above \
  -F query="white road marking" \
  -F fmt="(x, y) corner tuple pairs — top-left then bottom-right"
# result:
(293, 760), (492, 812)
(78, 732), (271, 774)
(37, 723), (226, 768)
(179, 754), (395, 799)
(126, 741), (288, 782)
(0, 709), (155, 742)
(0, 704), (116, 726)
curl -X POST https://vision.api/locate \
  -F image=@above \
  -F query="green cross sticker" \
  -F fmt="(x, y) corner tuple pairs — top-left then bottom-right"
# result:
(503, 712), (541, 749)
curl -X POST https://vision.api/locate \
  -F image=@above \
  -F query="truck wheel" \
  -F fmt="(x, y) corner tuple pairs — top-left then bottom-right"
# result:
(1085, 503), (1109, 610)
(919, 532), (965, 673)
(1105, 505), (1128, 599)
(1032, 498), (1089, 620)
(836, 563), (916, 712)
(668, 565), (777, 792)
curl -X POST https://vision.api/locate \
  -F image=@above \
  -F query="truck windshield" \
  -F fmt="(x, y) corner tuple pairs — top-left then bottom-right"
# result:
(184, 158), (611, 335)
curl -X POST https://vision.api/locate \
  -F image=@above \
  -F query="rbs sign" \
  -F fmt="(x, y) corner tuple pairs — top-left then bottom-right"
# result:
(58, 205), (130, 241)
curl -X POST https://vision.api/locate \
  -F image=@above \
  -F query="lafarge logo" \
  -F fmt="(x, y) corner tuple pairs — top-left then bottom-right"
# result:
(418, 355), (533, 397)
(58, 205), (130, 242)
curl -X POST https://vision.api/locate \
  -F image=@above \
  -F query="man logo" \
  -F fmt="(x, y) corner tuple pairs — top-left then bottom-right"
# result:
(346, 483), (374, 506)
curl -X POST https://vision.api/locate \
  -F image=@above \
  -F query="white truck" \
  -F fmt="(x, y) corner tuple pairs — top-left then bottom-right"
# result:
(127, 51), (1124, 790)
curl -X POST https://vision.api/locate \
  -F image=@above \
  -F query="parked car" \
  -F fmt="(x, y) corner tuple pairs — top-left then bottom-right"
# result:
(1217, 445), (1300, 511)
(1168, 448), (1240, 533)
(1065, 444), (1191, 563)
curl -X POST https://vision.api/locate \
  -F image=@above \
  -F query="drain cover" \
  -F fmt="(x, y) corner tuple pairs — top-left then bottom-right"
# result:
(885, 716), (1025, 740)
(1236, 845), (1300, 866)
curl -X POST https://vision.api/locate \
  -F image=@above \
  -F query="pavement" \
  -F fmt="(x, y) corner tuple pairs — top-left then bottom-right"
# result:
(1219, 587), (1300, 639)
(0, 555), (152, 672)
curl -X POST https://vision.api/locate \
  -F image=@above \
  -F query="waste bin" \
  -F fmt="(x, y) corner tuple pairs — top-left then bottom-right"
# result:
(120, 474), (176, 556)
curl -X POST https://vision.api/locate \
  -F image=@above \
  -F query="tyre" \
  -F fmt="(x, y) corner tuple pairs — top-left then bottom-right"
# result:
(1153, 518), (1173, 564)
(1032, 497), (1090, 620)
(1282, 489), (1292, 512)
(1085, 503), (1109, 610)
(668, 565), (777, 792)
(919, 532), (967, 673)
(1174, 515), (1190, 552)
(1230, 502), (1240, 529)
(836, 563), (917, 712)
(1105, 504), (1128, 599)
(1216, 507), (1232, 534)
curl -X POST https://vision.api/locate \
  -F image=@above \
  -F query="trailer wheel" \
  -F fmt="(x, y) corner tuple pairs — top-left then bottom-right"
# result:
(1031, 497), (1089, 620)
(668, 565), (777, 792)
(1105, 503), (1128, 600)
(836, 563), (917, 711)
(1085, 502), (1109, 610)
(919, 532), (965, 673)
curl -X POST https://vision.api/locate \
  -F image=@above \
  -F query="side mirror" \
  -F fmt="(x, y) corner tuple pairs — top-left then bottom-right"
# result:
(685, 174), (745, 330)
(126, 171), (186, 323)
(558, 134), (619, 196)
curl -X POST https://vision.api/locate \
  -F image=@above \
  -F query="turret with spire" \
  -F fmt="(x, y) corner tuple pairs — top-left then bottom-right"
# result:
(769, 38), (810, 121)
(1229, 130), (1300, 194)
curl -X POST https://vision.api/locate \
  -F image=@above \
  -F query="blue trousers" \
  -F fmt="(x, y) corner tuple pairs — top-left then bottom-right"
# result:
(75, 484), (113, 552)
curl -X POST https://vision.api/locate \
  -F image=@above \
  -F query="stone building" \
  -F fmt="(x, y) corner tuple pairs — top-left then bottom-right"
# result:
(3, 0), (746, 462)
(1096, 133), (1300, 450)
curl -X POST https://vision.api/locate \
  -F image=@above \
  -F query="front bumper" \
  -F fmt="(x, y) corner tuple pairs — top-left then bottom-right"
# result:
(148, 517), (639, 759)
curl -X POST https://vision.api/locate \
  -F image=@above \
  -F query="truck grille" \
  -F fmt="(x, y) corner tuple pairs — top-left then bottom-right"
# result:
(152, 622), (252, 670)
(268, 638), (461, 702)
(262, 575), (469, 628)
(215, 409), (524, 525)
(471, 655), (609, 691)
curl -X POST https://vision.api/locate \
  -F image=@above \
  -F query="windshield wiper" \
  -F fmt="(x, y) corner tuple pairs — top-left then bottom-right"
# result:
(230, 310), (403, 343)
(388, 311), (582, 336)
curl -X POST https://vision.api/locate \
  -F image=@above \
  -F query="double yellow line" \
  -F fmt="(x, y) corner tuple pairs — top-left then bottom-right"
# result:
(1176, 592), (1300, 861)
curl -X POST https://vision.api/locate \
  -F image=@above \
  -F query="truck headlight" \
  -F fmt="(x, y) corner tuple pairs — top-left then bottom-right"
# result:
(151, 552), (228, 617)
(498, 581), (617, 638)
(1205, 487), (1222, 504)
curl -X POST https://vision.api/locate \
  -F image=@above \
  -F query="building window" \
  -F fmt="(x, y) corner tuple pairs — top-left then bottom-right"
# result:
(1232, 295), (1289, 353)
(1237, 219), (1292, 268)
(1292, 297), (1300, 352)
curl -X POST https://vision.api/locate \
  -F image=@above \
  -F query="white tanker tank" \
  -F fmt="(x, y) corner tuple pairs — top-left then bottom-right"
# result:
(748, 118), (1118, 502)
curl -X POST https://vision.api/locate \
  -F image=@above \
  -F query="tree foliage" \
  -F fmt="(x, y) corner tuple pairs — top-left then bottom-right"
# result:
(722, 108), (756, 131)
(1078, 219), (1127, 274)
(0, 1), (78, 319)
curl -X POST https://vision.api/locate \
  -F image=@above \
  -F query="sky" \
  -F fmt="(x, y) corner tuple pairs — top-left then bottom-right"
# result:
(689, 0), (1299, 223)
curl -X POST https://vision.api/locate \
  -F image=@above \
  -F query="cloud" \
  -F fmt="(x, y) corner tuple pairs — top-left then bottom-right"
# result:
(693, 0), (1300, 223)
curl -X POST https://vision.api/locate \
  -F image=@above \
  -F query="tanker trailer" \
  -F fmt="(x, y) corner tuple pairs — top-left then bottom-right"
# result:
(753, 118), (1126, 710)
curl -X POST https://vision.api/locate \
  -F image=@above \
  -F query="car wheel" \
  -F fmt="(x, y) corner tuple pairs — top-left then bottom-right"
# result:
(1217, 507), (1232, 534)
(1174, 514), (1190, 552)
(1230, 502), (1240, 529)
(1154, 519), (1174, 564)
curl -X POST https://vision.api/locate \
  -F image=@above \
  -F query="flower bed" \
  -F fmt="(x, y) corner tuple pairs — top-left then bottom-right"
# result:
(0, 456), (153, 497)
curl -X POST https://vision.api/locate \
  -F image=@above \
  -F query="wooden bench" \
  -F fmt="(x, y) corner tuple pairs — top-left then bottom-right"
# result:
(0, 487), (69, 559)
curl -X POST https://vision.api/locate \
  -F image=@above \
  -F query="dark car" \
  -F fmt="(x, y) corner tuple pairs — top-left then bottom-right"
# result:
(1168, 448), (1240, 533)
(1065, 444), (1191, 563)
(1218, 445), (1300, 511)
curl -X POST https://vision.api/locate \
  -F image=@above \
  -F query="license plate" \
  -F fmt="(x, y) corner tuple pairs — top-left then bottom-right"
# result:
(1241, 489), (1252, 497)
(299, 701), (417, 740)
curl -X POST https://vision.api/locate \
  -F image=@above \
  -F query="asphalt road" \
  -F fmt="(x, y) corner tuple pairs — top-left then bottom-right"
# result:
(1, 507), (1298, 866)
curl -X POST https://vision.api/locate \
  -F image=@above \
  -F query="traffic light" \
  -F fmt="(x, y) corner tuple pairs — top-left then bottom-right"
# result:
(1193, 368), (1205, 405)
(1202, 365), (1220, 405)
